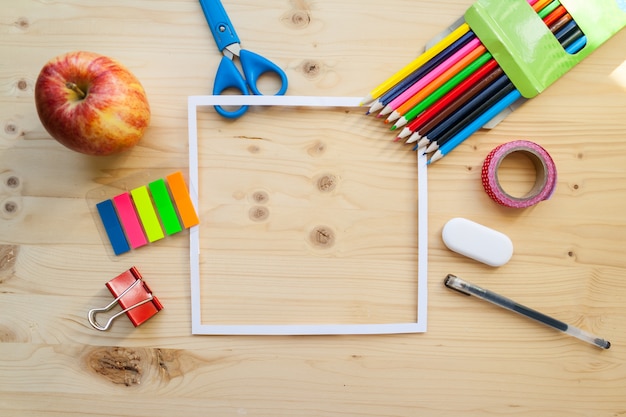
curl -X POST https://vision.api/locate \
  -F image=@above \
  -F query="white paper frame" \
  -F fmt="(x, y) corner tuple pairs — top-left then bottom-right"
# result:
(188, 95), (428, 335)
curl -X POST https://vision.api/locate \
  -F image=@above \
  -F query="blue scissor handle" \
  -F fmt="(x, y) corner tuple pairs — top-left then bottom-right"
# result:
(239, 49), (289, 96)
(212, 50), (289, 118)
(212, 56), (249, 119)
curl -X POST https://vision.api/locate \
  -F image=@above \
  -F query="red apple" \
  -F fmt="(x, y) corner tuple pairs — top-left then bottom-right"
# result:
(34, 51), (150, 156)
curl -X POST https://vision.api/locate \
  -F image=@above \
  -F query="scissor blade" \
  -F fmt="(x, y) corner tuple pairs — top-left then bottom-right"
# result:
(223, 43), (242, 59)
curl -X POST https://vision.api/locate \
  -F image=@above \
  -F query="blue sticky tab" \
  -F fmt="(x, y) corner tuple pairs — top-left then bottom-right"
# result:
(96, 199), (130, 255)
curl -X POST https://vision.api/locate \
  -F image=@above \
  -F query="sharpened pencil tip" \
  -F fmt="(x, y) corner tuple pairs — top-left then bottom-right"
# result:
(394, 118), (408, 129)
(368, 101), (384, 114)
(387, 111), (400, 123)
(398, 128), (411, 139)
(360, 94), (374, 106)
(428, 151), (443, 164)
(379, 106), (393, 116)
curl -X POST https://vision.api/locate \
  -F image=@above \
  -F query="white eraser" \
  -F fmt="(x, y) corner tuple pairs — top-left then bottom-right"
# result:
(442, 218), (513, 267)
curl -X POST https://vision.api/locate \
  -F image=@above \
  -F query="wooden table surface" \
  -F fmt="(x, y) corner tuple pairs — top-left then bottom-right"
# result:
(2, 1), (626, 416)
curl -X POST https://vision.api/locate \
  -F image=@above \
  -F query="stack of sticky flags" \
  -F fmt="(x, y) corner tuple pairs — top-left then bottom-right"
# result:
(96, 171), (199, 255)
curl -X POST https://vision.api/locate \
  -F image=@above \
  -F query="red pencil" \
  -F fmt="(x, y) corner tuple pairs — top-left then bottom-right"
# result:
(542, 5), (568, 28)
(408, 66), (505, 147)
(382, 42), (488, 121)
(397, 58), (499, 140)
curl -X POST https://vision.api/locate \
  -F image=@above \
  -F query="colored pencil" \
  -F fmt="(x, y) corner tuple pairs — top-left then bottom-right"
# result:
(542, 5), (567, 27)
(367, 30), (477, 114)
(379, 37), (484, 117)
(536, 0), (561, 18)
(396, 59), (501, 139)
(412, 67), (506, 149)
(393, 53), (495, 132)
(384, 44), (488, 122)
(545, 13), (574, 35)
(421, 76), (515, 153)
(428, 35), (588, 164)
(427, 89), (520, 164)
(532, 0), (554, 13)
(360, 23), (471, 106)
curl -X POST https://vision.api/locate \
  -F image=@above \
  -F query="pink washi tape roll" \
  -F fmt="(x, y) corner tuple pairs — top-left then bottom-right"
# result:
(481, 140), (557, 208)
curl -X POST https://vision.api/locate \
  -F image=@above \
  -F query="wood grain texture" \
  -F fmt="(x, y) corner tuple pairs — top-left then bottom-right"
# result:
(1, 0), (626, 416)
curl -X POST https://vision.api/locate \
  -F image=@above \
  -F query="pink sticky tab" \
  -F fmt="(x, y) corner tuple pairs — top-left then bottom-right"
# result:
(113, 193), (148, 249)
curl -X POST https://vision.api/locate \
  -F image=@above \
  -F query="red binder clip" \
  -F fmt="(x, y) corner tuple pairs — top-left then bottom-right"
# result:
(88, 267), (163, 331)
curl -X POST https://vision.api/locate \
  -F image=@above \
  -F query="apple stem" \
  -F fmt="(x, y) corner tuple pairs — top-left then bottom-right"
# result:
(65, 82), (86, 99)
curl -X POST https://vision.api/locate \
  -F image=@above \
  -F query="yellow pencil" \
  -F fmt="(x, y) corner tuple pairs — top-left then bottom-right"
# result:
(360, 22), (471, 106)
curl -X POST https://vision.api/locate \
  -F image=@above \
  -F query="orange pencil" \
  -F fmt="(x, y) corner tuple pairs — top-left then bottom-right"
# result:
(542, 5), (567, 27)
(532, 0), (553, 12)
(384, 43), (487, 123)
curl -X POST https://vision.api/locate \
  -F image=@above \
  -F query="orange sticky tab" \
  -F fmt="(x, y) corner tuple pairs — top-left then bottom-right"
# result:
(166, 172), (200, 228)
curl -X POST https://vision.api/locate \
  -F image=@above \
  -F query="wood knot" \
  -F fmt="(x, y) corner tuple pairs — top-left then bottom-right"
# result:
(6, 176), (20, 189)
(86, 347), (144, 386)
(281, 10), (311, 29)
(4, 121), (18, 136)
(154, 348), (186, 381)
(309, 226), (335, 248)
(300, 60), (322, 79)
(316, 174), (337, 193)
(0, 324), (30, 343)
(307, 140), (326, 157)
(2, 199), (20, 217)
(16, 79), (28, 91)
(1, 170), (22, 191)
(249, 206), (269, 222)
(14, 17), (29, 30)
(0, 245), (18, 283)
(251, 190), (269, 204)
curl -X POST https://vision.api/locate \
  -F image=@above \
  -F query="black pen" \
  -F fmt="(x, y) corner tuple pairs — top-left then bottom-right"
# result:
(444, 274), (611, 349)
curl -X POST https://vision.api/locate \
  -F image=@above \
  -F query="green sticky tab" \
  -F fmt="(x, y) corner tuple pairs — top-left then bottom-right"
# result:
(465, 0), (626, 98)
(149, 178), (182, 236)
(131, 186), (164, 243)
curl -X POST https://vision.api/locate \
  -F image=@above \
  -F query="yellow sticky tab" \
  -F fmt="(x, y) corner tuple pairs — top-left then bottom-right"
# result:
(130, 186), (164, 243)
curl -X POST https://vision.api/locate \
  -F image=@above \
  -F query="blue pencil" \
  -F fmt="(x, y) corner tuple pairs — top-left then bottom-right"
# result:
(416, 74), (513, 152)
(427, 35), (588, 165)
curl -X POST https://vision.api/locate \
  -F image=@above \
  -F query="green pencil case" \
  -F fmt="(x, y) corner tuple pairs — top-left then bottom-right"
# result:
(464, 0), (626, 99)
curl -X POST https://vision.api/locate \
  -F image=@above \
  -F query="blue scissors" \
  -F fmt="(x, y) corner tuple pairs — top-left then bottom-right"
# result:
(199, 0), (289, 118)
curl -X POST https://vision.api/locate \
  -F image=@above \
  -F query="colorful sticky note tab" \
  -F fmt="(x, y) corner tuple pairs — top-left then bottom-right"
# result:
(96, 199), (130, 255)
(166, 172), (200, 228)
(113, 193), (148, 249)
(149, 178), (182, 235)
(130, 186), (164, 243)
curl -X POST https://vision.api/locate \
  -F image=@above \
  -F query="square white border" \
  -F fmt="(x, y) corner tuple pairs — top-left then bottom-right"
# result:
(187, 95), (428, 335)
